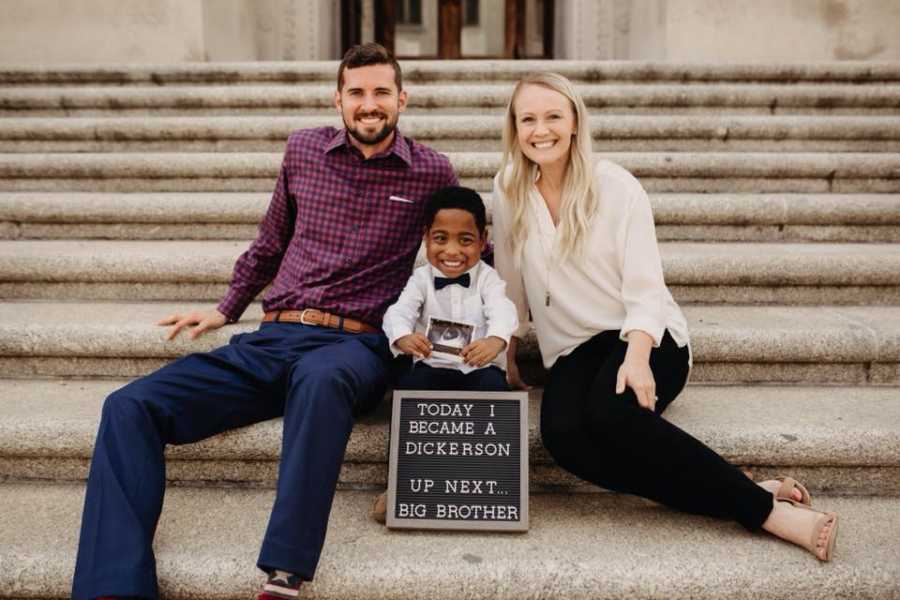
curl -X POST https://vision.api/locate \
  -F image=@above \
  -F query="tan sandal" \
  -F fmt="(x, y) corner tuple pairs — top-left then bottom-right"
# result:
(773, 476), (812, 506)
(779, 498), (839, 562)
(370, 491), (387, 524)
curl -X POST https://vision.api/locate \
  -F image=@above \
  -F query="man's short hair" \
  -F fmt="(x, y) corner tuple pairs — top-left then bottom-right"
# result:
(424, 186), (487, 235)
(337, 43), (403, 91)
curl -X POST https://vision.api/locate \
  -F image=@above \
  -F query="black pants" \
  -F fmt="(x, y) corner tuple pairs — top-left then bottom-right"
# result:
(541, 330), (772, 530)
(396, 362), (509, 391)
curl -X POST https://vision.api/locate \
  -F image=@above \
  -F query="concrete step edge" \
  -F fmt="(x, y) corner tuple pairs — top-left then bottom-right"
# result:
(3, 240), (900, 286)
(1, 152), (899, 179)
(2, 380), (898, 470)
(3, 59), (900, 84)
(3, 115), (900, 142)
(3, 192), (898, 225)
(0, 302), (898, 365)
(2, 83), (900, 111)
(2, 483), (899, 599)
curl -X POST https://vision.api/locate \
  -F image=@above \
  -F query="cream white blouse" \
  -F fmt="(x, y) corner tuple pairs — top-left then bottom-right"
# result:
(491, 159), (690, 369)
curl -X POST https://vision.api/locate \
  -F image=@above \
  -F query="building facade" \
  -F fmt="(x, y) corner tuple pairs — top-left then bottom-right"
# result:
(1, 0), (899, 63)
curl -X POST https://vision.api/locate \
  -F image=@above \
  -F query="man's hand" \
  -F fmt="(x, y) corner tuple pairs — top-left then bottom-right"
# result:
(158, 309), (228, 341)
(395, 333), (432, 358)
(505, 336), (530, 390)
(460, 336), (506, 367)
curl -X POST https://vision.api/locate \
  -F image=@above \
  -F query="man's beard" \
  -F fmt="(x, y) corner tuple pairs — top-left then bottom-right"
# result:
(344, 111), (398, 146)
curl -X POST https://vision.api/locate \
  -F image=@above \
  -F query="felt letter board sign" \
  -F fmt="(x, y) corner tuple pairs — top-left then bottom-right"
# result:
(387, 390), (529, 532)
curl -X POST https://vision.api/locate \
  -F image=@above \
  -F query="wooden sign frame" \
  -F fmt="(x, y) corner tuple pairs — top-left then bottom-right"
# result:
(386, 389), (529, 531)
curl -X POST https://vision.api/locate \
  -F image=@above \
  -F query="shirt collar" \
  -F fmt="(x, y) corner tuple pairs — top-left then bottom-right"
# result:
(325, 127), (412, 167)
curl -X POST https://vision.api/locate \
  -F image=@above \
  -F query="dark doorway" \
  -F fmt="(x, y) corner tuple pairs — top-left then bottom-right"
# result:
(342, 0), (553, 59)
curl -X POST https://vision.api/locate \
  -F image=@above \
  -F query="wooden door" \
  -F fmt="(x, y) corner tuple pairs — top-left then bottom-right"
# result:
(344, 0), (552, 59)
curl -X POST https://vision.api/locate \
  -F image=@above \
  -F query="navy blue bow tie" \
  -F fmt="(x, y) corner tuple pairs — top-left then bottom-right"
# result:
(434, 273), (471, 290)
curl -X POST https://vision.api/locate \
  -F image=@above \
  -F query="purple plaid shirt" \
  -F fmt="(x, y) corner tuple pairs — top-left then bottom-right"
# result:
(217, 127), (457, 326)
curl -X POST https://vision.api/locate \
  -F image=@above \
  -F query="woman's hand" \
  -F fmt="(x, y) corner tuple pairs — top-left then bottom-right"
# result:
(616, 330), (657, 411)
(505, 336), (531, 390)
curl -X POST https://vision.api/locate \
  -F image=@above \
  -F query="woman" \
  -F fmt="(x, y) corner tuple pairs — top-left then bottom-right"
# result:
(491, 72), (838, 561)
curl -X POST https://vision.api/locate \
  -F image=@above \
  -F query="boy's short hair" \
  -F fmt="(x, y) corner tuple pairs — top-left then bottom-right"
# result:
(337, 43), (403, 91)
(424, 186), (487, 235)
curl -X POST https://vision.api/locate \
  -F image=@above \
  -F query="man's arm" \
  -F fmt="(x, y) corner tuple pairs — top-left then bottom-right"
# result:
(161, 152), (297, 340)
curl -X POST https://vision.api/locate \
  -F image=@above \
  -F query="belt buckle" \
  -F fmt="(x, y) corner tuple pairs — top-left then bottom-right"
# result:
(299, 309), (318, 326)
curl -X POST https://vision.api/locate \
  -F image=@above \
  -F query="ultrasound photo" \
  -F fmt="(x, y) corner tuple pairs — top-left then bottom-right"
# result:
(426, 316), (474, 361)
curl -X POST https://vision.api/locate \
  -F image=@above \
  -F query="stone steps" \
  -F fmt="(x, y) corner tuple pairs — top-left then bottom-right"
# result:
(1, 379), (898, 494)
(0, 302), (897, 384)
(3, 192), (898, 242)
(2, 482), (898, 599)
(1, 152), (899, 193)
(1, 240), (898, 305)
(3, 83), (900, 117)
(3, 115), (900, 153)
(1, 59), (899, 600)
(3, 60), (900, 86)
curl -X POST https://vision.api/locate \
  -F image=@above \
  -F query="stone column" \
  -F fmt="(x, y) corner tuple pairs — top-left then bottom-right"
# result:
(554, 0), (634, 60)
(203, 0), (339, 61)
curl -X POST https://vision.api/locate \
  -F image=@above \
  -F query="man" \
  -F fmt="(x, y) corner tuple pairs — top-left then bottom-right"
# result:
(71, 43), (457, 600)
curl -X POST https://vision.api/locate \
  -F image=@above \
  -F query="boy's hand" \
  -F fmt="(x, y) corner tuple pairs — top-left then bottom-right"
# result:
(461, 336), (506, 367)
(395, 333), (432, 358)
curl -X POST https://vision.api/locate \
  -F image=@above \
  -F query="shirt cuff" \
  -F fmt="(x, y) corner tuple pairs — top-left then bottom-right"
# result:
(387, 329), (414, 357)
(512, 321), (531, 340)
(484, 326), (512, 346)
(619, 317), (665, 347)
(216, 298), (246, 324)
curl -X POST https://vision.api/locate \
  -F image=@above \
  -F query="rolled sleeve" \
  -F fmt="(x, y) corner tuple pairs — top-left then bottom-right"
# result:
(618, 183), (667, 347)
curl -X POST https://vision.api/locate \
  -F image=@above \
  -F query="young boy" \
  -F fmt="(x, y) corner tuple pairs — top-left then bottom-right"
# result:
(382, 185), (519, 391)
(372, 186), (518, 523)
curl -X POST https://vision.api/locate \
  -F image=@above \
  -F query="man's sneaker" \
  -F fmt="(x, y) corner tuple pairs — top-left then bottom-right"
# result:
(259, 570), (302, 600)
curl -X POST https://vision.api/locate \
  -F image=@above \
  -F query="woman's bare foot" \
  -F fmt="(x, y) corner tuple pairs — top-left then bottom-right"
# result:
(761, 497), (838, 561)
(758, 479), (804, 503)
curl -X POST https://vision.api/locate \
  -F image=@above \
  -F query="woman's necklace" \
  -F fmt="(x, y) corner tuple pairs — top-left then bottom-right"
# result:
(530, 186), (557, 307)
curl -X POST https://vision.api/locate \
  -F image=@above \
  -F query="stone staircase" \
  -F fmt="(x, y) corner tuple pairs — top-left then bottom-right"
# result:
(1, 61), (899, 599)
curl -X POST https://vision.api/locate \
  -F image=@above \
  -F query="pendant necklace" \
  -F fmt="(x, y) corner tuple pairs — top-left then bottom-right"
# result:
(530, 188), (555, 308)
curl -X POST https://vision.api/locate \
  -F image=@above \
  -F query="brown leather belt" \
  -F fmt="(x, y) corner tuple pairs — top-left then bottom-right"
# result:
(262, 309), (379, 334)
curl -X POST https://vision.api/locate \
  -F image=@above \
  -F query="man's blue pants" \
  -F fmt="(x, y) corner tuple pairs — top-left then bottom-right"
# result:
(71, 323), (392, 600)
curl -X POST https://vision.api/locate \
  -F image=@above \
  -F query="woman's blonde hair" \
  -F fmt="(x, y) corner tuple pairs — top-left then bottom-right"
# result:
(499, 72), (596, 263)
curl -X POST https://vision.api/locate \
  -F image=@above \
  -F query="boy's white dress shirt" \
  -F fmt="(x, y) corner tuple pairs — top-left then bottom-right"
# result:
(382, 261), (519, 374)
(492, 159), (691, 370)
